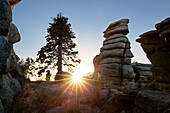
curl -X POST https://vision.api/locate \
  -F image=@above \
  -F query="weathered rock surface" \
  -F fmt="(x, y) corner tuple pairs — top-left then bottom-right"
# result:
(0, 0), (22, 112)
(104, 25), (129, 37)
(134, 90), (170, 113)
(136, 17), (170, 90)
(104, 19), (129, 37)
(0, 0), (12, 36)
(8, 47), (19, 70)
(102, 42), (130, 50)
(104, 36), (130, 45)
(100, 64), (135, 78)
(100, 48), (133, 58)
(105, 19), (129, 30)
(0, 73), (21, 110)
(100, 57), (131, 65)
(8, 23), (21, 44)
(98, 88), (170, 113)
(8, 0), (21, 9)
(0, 36), (11, 74)
(132, 63), (152, 86)
(47, 106), (67, 113)
(102, 88), (139, 113)
(0, 100), (4, 113)
(93, 19), (135, 87)
(155, 17), (170, 29)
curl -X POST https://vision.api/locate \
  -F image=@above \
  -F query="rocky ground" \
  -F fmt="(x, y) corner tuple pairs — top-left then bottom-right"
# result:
(10, 80), (105, 113)
(8, 75), (170, 113)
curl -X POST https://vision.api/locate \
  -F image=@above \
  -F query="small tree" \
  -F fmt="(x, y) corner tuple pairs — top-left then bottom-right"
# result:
(36, 13), (80, 79)
(18, 57), (36, 80)
(24, 57), (36, 78)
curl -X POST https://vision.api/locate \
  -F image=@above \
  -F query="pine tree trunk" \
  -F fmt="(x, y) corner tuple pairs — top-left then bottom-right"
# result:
(58, 42), (62, 74)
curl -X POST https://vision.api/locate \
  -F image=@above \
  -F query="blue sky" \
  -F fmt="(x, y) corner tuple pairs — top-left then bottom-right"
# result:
(12, 0), (170, 73)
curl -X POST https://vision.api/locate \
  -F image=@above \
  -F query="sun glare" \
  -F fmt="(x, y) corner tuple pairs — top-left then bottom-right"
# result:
(50, 66), (95, 104)
(71, 64), (93, 83)
(72, 73), (82, 83)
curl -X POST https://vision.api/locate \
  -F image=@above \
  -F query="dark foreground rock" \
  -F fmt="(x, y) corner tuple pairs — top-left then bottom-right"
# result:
(136, 17), (170, 91)
(0, 0), (22, 112)
(0, 36), (11, 74)
(0, 0), (12, 36)
(0, 73), (21, 111)
(134, 90), (170, 113)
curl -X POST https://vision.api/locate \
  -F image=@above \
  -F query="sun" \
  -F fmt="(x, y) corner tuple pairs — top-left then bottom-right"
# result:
(71, 65), (93, 83)
(72, 73), (83, 83)
(72, 75), (82, 83)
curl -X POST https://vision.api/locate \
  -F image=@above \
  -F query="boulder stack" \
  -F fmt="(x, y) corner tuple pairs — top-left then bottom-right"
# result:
(0, 0), (23, 112)
(93, 19), (136, 87)
(132, 63), (152, 87)
(136, 17), (170, 91)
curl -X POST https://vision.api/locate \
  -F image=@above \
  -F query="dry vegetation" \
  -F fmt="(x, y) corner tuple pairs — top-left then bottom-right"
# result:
(10, 77), (121, 113)
(10, 82), (63, 113)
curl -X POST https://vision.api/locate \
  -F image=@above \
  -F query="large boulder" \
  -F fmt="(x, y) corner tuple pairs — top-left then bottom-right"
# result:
(104, 19), (129, 38)
(101, 49), (133, 58)
(8, 47), (20, 70)
(0, 0), (22, 112)
(0, 101), (4, 113)
(134, 90), (170, 113)
(100, 64), (135, 78)
(8, 0), (21, 10)
(0, 36), (11, 74)
(136, 17), (170, 90)
(104, 36), (130, 45)
(155, 17), (170, 30)
(93, 19), (135, 87)
(102, 42), (130, 50)
(132, 63), (152, 86)
(0, 73), (21, 111)
(0, 0), (12, 36)
(103, 25), (129, 37)
(8, 23), (21, 44)
(100, 57), (131, 65)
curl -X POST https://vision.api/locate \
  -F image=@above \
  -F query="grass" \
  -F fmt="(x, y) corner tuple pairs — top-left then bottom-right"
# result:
(10, 82), (63, 113)
(10, 74), (124, 113)
(10, 81), (86, 113)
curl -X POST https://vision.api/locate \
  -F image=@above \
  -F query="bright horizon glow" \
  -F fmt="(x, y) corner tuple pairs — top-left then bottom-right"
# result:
(28, 62), (93, 81)
(72, 74), (82, 83)
(71, 65), (87, 83)
(72, 62), (94, 75)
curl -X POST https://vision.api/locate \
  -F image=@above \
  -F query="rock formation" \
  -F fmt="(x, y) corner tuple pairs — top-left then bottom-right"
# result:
(136, 17), (170, 91)
(92, 18), (170, 113)
(93, 19), (136, 87)
(132, 63), (152, 87)
(0, 0), (23, 112)
(134, 90), (170, 113)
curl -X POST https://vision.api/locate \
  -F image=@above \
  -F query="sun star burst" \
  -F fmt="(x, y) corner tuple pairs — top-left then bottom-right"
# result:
(72, 74), (82, 83)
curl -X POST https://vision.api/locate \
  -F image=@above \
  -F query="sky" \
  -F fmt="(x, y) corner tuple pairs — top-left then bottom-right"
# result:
(12, 0), (170, 74)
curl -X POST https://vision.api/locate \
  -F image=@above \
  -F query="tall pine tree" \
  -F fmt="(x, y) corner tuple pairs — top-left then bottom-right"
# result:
(36, 13), (80, 79)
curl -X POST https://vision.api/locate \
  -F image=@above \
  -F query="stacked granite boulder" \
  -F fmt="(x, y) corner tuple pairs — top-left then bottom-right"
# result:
(132, 63), (152, 87)
(136, 17), (170, 91)
(93, 19), (136, 86)
(0, 0), (23, 112)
